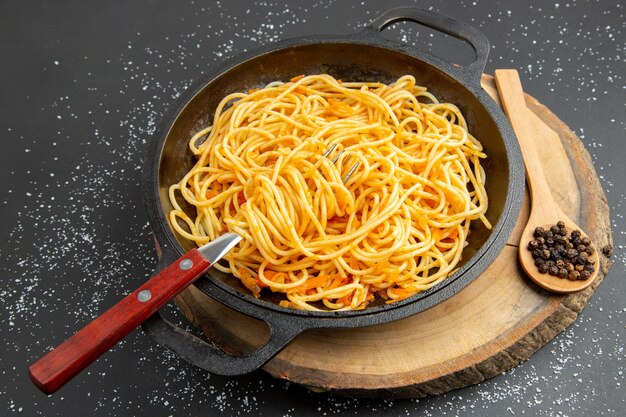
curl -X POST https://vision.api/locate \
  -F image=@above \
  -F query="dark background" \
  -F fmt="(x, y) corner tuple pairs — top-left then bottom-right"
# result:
(1, 0), (624, 416)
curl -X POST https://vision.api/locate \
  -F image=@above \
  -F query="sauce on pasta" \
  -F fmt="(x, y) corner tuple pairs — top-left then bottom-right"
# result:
(168, 74), (490, 311)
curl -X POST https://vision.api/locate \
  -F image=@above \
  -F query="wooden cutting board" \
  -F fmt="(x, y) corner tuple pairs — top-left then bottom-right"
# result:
(172, 74), (613, 398)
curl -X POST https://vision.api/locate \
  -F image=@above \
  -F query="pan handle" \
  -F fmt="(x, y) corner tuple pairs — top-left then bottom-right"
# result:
(363, 7), (489, 86)
(142, 310), (300, 375)
(140, 256), (301, 375)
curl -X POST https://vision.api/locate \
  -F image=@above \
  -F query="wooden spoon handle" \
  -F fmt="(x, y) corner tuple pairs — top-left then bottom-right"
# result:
(28, 249), (211, 394)
(495, 69), (553, 205)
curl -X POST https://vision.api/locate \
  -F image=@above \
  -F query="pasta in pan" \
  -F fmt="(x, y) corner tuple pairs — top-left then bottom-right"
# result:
(168, 74), (490, 311)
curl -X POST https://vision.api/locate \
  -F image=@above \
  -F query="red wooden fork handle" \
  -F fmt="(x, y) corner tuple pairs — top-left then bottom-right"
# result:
(28, 249), (210, 394)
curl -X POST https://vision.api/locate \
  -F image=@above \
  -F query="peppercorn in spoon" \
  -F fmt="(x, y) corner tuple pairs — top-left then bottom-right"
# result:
(495, 69), (599, 293)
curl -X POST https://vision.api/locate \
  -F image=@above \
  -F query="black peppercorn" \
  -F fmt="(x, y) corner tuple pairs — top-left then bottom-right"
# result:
(566, 249), (579, 259)
(527, 222), (597, 279)
(568, 271), (580, 281)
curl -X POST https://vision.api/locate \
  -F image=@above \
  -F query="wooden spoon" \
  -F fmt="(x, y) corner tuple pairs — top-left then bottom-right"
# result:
(495, 69), (598, 293)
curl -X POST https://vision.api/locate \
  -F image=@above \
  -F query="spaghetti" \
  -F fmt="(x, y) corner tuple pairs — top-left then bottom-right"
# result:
(168, 74), (490, 311)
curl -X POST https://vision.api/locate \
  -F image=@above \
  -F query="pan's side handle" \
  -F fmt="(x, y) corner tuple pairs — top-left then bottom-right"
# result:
(141, 311), (300, 375)
(362, 7), (489, 86)
(140, 256), (301, 375)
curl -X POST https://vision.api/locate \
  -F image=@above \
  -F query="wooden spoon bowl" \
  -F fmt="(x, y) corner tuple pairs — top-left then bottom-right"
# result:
(496, 69), (599, 293)
(519, 221), (598, 293)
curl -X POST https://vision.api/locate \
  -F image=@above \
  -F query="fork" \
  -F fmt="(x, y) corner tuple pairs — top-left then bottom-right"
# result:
(322, 143), (360, 183)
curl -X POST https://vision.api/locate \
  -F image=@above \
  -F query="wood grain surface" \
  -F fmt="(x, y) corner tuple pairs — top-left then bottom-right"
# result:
(172, 74), (613, 398)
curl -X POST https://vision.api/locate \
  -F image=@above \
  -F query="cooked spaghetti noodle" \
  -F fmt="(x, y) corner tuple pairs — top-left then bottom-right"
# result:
(168, 74), (490, 311)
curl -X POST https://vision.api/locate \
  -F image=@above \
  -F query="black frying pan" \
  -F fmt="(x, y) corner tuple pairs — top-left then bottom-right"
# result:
(141, 7), (524, 375)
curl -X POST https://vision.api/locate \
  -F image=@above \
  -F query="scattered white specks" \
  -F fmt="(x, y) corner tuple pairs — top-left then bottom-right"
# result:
(1, 0), (624, 416)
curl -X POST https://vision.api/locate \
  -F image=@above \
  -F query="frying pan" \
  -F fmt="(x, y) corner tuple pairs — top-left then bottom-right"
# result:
(142, 7), (524, 375)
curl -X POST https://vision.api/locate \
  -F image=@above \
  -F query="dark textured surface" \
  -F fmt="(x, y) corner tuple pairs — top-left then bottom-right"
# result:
(1, 0), (624, 415)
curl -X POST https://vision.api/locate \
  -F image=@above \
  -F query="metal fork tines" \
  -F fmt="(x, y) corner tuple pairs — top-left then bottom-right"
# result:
(322, 143), (360, 183)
